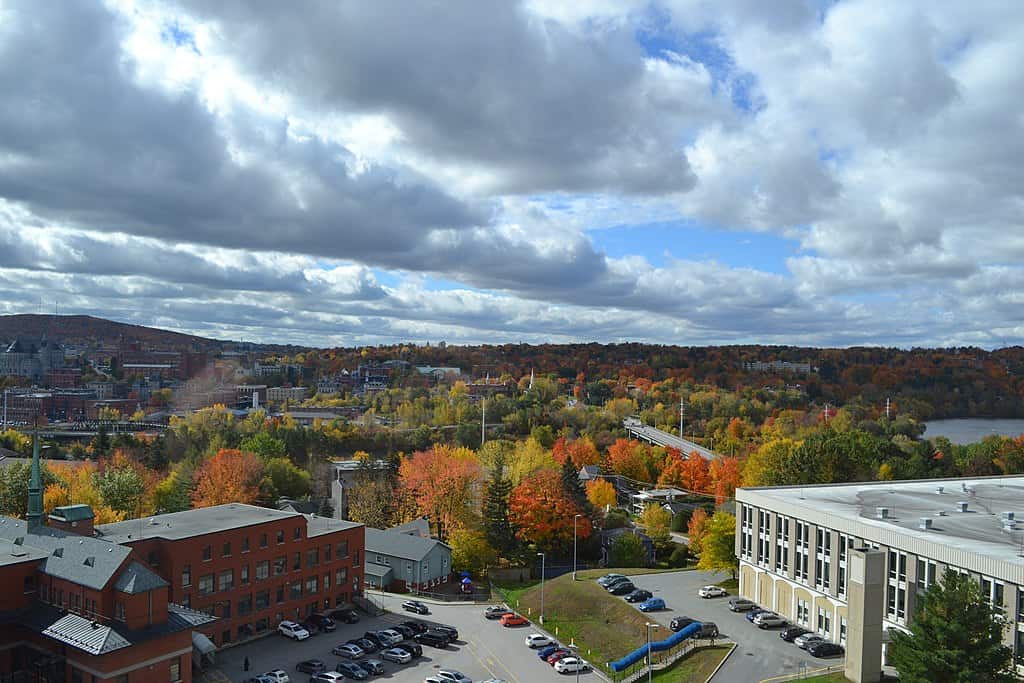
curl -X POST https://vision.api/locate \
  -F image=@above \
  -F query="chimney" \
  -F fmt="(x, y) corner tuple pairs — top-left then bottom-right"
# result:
(957, 501), (969, 513)
(919, 518), (933, 530)
(876, 507), (890, 519)
(48, 504), (95, 537)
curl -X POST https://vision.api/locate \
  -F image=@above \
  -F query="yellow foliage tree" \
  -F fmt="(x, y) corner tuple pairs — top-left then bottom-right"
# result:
(586, 478), (616, 509)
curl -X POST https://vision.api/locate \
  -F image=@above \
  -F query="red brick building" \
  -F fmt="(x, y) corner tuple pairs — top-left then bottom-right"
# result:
(96, 505), (364, 648)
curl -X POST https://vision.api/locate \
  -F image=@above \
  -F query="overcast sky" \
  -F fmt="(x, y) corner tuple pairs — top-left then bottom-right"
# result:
(1, 0), (1022, 348)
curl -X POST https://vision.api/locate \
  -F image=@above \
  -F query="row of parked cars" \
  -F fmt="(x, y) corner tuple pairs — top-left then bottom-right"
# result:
(595, 573), (667, 612)
(522, 632), (591, 674)
(482, 604), (529, 626)
(726, 597), (845, 658)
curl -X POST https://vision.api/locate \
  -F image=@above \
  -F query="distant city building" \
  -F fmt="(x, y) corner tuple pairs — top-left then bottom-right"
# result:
(328, 458), (389, 520)
(742, 360), (815, 374)
(0, 337), (65, 380)
(630, 487), (687, 515)
(414, 366), (461, 380)
(267, 386), (308, 404)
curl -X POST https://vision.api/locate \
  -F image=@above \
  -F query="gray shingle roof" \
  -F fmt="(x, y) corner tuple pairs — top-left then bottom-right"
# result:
(97, 503), (303, 542)
(389, 517), (431, 538)
(0, 517), (130, 589)
(114, 561), (169, 594)
(364, 527), (449, 562)
(42, 613), (131, 655)
(364, 562), (393, 579)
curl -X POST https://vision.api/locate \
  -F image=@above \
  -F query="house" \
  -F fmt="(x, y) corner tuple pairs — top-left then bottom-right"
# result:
(363, 527), (451, 592)
(630, 487), (687, 515)
(578, 464), (601, 483)
(389, 517), (431, 539)
(599, 527), (655, 567)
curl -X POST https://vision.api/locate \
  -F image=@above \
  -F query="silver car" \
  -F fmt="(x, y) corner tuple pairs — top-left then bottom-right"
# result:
(728, 597), (756, 611)
(381, 647), (412, 664)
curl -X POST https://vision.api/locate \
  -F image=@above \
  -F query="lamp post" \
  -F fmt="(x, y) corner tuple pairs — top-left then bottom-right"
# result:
(537, 552), (546, 624)
(645, 622), (660, 683)
(572, 514), (582, 581)
(570, 643), (582, 683)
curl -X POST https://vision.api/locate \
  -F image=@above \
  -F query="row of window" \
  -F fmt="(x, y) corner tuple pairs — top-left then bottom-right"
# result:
(184, 546), (357, 589)
(183, 568), (352, 612)
(199, 537), (350, 563)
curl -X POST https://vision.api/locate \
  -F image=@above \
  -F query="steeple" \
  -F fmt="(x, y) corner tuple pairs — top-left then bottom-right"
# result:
(26, 429), (43, 531)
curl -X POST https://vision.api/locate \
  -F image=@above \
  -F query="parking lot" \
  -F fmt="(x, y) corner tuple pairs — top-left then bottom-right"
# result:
(627, 570), (838, 682)
(214, 592), (599, 683)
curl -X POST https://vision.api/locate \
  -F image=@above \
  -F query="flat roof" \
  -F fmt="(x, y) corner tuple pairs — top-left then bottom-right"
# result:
(97, 503), (302, 543)
(306, 515), (362, 538)
(739, 476), (1024, 582)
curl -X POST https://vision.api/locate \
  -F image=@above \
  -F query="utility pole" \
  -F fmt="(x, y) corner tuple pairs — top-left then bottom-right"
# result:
(572, 514), (582, 581)
(537, 552), (546, 624)
(885, 397), (891, 420)
(679, 397), (685, 436)
(2, 389), (7, 430)
(481, 398), (486, 446)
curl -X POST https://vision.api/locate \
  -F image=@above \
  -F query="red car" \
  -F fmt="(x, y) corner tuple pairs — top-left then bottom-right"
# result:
(546, 649), (573, 665)
(500, 613), (529, 627)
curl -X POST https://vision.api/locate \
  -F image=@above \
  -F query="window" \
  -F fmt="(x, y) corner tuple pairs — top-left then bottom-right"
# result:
(242, 537), (250, 553)
(353, 550), (360, 567)
(255, 590), (270, 610)
(917, 558), (937, 590)
(276, 585), (285, 604)
(240, 564), (250, 585)
(199, 574), (214, 596)
(324, 544), (333, 562)
(260, 533), (268, 549)
(182, 564), (191, 588)
(817, 607), (831, 635)
(115, 601), (126, 622)
(305, 576), (319, 594)
(170, 659), (181, 683)
(336, 567), (348, 584)
(273, 556), (286, 576)
(981, 577), (1005, 615)
(796, 598), (810, 625)
(222, 542), (231, 558)
(293, 527), (301, 540)
(238, 595), (252, 616)
(292, 553), (301, 571)
(795, 521), (809, 582)
(290, 581), (302, 600)
(277, 530), (285, 545)
(221, 601), (231, 618)
(775, 515), (789, 573)
(218, 570), (234, 592)
(307, 548), (319, 568)
(336, 540), (349, 558)
(181, 594), (190, 608)
(324, 573), (331, 590)
(202, 545), (212, 561)
(839, 616), (847, 645)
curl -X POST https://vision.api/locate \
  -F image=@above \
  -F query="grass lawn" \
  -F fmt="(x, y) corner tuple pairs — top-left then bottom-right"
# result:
(715, 577), (739, 593)
(650, 645), (732, 682)
(798, 674), (846, 682)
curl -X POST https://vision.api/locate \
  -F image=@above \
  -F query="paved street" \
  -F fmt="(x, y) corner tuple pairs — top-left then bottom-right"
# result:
(628, 570), (832, 682)
(213, 593), (599, 683)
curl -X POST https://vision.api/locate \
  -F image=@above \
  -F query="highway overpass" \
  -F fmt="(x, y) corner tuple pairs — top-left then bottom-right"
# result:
(623, 418), (719, 459)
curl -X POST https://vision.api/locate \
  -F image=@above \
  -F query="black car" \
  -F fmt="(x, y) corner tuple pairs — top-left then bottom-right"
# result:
(432, 625), (459, 641)
(299, 619), (320, 636)
(394, 641), (423, 658)
(295, 659), (326, 674)
(400, 619), (429, 635)
(347, 637), (378, 653)
(780, 626), (811, 642)
(363, 631), (390, 648)
(624, 589), (653, 603)
(330, 608), (361, 623)
(608, 582), (636, 596)
(401, 600), (430, 614)
(310, 614), (337, 632)
(415, 629), (451, 648)
(808, 642), (845, 658)
(669, 616), (697, 632)
(392, 624), (415, 639)
(355, 659), (385, 675)
(335, 660), (369, 679)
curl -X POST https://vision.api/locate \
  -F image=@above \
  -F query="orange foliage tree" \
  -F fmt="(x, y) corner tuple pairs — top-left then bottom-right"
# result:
(552, 437), (601, 466)
(606, 438), (654, 482)
(709, 456), (742, 504)
(192, 449), (264, 508)
(509, 469), (592, 552)
(662, 452), (712, 492)
(687, 507), (709, 554)
(585, 478), (616, 509)
(398, 445), (482, 542)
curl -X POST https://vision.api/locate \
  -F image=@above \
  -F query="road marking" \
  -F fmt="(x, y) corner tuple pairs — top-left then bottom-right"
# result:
(466, 634), (522, 683)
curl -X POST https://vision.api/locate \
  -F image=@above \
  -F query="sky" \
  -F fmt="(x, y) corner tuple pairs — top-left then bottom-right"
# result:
(0, 0), (1022, 349)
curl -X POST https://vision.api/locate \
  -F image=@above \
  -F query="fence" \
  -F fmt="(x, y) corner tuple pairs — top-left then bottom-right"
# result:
(758, 662), (846, 683)
(610, 639), (725, 683)
(411, 587), (493, 603)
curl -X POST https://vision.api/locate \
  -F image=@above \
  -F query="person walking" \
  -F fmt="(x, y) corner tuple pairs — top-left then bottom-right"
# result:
(243, 656), (250, 672)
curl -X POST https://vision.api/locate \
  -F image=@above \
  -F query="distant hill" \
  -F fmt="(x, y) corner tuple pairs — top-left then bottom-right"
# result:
(0, 314), (224, 350)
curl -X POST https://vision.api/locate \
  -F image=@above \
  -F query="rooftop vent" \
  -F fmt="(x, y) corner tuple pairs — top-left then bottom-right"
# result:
(1005, 511), (1015, 521)
(52, 547), (63, 558)
(962, 482), (968, 492)
(919, 518), (933, 530)
(936, 486), (944, 494)
(83, 556), (94, 567)
(13, 536), (23, 546)
(936, 510), (947, 517)
(957, 501), (969, 513)
(149, 518), (159, 526)
(877, 507), (890, 519)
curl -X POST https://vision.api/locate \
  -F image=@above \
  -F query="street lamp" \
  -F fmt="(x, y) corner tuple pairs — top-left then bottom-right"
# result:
(537, 552), (546, 624)
(645, 622), (660, 683)
(570, 643), (582, 683)
(572, 514), (582, 581)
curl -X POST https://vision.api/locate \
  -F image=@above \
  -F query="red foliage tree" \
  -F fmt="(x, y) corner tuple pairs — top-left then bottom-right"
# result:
(398, 445), (482, 542)
(709, 456), (743, 504)
(676, 452), (712, 492)
(553, 437), (601, 466)
(687, 507), (709, 554)
(606, 438), (653, 482)
(509, 469), (592, 551)
(192, 449), (264, 508)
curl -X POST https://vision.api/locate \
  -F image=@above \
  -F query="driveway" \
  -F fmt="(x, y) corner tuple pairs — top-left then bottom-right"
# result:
(214, 593), (600, 683)
(628, 570), (831, 682)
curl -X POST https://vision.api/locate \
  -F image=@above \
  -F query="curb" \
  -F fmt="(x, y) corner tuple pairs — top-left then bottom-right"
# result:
(705, 642), (738, 682)
(364, 589), (495, 607)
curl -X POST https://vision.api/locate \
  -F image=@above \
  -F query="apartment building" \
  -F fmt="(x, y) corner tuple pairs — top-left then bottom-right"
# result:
(97, 504), (364, 648)
(266, 386), (308, 404)
(737, 476), (1024, 679)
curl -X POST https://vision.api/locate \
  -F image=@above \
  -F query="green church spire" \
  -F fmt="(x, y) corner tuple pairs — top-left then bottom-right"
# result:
(26, 429), (43, 531)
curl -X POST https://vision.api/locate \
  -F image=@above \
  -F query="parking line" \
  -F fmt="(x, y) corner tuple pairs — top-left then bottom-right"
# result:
(466, 633), (522, 683)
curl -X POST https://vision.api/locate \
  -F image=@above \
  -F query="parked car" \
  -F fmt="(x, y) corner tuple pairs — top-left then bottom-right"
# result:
(355, 659), (385, 676)
(334, 661), (368, 680)
(727, 597), (755, 612)
(435, 671), (472, 683)
(780, 626), (811, 642)
(554, 657), (590, 674)
(380, 648), (413, 664)
(808, 642), (845, 658)
(698, 585), (728, 598)
(310, 614), (337, 632)
(432, 625), (459, 640)
(362, 631), (391, 648)
(624, 589), (653, 603)
(331, 643), (364, 659)
(348, 637), (378, 653)
(597, 573), (627, 587)
(329, 608), (360, 624)
(546, 649), (573, 665)
(603, 576), (633, 590)
(525, 633), (555, 648)
(401, 619), (429, 634)
(794, 633), (827, 650)
(415, 629), (451, 648)
(608, 581), (636, 595)
(379, 629), (404, 645)
(538, 644), (562, 660)
(753, 612), (788, 629)
(309, 673), (344, 683)
(402, 600), (430, 615)
(697, 622), (719, 638)
(262, 672), (290, 683)
(500, 613), (529, 627)
(638, 597), (666, 612)
(484, 605), (511, 619)
(278, 621), (311, 641)
(669, 616), (697, 632)
(295, 660), (326, 674)
(395, 641), (423, 658)
(745, 607), (769, 623)
(392, 624), (415, 639)
(241, 677), (273, 683)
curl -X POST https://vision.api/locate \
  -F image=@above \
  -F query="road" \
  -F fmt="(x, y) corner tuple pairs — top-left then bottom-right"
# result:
(622, 419), (718, 460)
(214, 593), (599, 683)
(627, 570), (831, 682)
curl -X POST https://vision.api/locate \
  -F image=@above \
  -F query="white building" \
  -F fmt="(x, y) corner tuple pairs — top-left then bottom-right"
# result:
(267, 386), (308, 404)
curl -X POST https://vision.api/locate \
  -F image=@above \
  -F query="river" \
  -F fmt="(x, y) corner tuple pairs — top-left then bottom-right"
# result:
(923, 418), (1024, 444)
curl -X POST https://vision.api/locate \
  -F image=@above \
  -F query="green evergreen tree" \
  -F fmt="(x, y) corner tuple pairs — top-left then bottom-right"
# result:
(483, 454), (516, 557)
(560, 456), (588, 511)
(608, 533), (648, 568)
(888, 570), (1013, 683)
(91, 424), (110, 457)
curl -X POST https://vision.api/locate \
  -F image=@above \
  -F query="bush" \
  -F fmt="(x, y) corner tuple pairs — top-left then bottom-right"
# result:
(609, 533), (649, 568)
(602, 508), (631, 530)
(671, 510), (690, 532)
(668, 544), (690, 568)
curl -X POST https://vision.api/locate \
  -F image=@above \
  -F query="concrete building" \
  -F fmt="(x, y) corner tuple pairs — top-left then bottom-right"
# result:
(327, 458), (390, 520)
(0, 337), (65, 380)
(267, 386), (308, 404)
(363, 527), (451, 592)
(736, 476), (1024, 681)
(630, 487), (687, 515)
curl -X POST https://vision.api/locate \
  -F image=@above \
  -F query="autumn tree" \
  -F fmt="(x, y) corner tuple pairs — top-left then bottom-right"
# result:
(552, 437), (600, 466)
(94, 451), (150, 516)
(640, 503), (672, 553)
(348, 458), (398, 529)
(709, 456), (742, 504)
(743, 438), (801, 486)
(687, 507), (709, 554)
(151, 465), (193, 514)
(449, 528), (498, 577)
(696, 512), (737, 578)
(192, 449), (264, 508)
(398, 445), (482, 541)
(483, 454), (517, 558)
(509, 469), (591, 552)
(606, 439), (654, 482)
(262, 457), (311, 501)
(586, 478), (616, 509)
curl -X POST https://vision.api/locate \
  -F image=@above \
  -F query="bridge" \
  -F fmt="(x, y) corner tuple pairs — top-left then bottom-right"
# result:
(38, 421), (169, 439)
(623, 417), (719, 459)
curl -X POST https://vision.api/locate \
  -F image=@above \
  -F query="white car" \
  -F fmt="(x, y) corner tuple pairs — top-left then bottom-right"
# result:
(554, 657), (590, 674)
(381, 648), (413, 664)
(525, 633), (554, 648)
(261, 671), (290, 683)
(435, 671), (472, 683)
(380, 628), (404, 645)
(310, 674), (345, 683)
(698, 585), (728, 598)
(277, 621), (310, 641)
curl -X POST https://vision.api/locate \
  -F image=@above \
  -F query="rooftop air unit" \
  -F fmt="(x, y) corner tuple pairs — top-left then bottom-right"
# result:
(1005, 511), (1016, 521)
(936, 486), (944, 494)
(957, 501), (969, 513)
(877, 507), (890, 519)
(919, 518), (933, 530)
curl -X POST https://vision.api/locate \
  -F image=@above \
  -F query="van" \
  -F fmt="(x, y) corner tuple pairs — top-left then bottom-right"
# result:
(415, 630), (451, 648)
